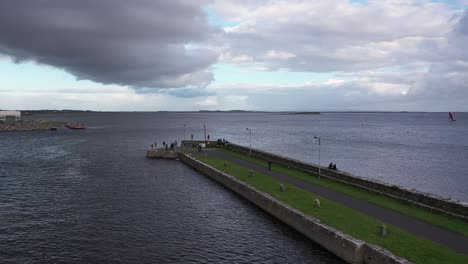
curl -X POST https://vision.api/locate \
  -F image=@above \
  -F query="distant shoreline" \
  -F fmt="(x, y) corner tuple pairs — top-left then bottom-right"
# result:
(12, 110), (467, 115)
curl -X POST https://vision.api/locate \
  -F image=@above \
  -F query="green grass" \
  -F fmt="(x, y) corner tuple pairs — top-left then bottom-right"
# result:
(220, 148), (468, 238)
(194, 153), (468, 264)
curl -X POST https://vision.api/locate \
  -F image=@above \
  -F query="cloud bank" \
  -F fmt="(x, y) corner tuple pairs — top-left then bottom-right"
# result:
(0, 0), (218, 89)
(1, 0), (468, 111)
(210, 0), (468, 110)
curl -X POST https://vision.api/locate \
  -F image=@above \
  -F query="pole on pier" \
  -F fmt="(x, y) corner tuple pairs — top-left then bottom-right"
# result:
(314, 136), (321, 179)
(204, 124), (207, 143)
(246, 128), (252, 156)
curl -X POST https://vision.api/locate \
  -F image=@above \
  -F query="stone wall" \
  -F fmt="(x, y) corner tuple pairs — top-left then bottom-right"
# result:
(226, 143), (468, 220)
(179, 153), (411, 264)
(146, 150), (179, 159)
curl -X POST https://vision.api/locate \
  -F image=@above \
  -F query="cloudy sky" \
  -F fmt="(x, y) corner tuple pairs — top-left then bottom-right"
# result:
(1, 0), (467, 111)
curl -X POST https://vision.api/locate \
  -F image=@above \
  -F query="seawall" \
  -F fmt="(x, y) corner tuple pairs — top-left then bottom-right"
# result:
(146, 149), (179, 159)
(222, 143), (468, 220)
(179, 153), (410, 264)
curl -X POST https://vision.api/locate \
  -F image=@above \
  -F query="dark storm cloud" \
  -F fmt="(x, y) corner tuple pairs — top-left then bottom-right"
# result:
(0, 0), (219, 88)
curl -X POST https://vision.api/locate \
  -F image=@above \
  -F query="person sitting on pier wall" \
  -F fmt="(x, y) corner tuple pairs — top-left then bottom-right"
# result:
(332, 164), (337, 170)
(328, 162), (333, 169)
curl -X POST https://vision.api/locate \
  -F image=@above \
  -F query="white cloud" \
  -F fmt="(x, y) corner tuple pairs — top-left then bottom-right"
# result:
(206, 0), (468, 110)
(195, 96), (219, 107)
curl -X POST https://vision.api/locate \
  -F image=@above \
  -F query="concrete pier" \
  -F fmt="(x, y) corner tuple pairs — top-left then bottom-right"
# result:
(146, 149), (179, 159)
(146, 140), (468, 263)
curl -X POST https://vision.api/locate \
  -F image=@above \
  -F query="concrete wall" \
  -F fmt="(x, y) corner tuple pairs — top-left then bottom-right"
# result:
(179, 153), (411, 264)
(146, 150), (179, 159)
(226, 143), (468, 220)
(362, 244), (411, 264)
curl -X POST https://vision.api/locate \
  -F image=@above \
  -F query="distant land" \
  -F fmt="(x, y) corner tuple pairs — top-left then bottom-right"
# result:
(20, 110), (94, 116)
(5, 109), (464, 115)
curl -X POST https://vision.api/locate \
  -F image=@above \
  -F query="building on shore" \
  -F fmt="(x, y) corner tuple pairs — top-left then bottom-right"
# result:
(0, 111), (22, 123)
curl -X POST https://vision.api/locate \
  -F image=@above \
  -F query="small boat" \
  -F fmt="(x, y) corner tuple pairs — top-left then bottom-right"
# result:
(66, 123), (86, 129)
(449, 112), (456, 122)
(50, 127), (57, 131)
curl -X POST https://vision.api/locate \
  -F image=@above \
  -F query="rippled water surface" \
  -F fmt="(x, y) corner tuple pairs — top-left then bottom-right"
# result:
(1, 111), (467, 263)
(1, 112), (345, 263)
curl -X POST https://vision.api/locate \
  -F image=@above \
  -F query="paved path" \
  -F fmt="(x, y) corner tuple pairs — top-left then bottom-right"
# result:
(204, 149), (468, 255)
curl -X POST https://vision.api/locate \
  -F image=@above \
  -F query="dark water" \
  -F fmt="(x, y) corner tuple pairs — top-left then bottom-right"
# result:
(1, 112), (467, 263)
(0, 112), (343, 263)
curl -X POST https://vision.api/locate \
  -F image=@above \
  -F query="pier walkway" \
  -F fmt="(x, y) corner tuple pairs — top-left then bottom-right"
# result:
(203, 148), (468, 255)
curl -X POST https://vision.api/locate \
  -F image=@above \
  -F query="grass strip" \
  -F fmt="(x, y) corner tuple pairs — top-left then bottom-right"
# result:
(221, 148), (468, 237)
(194, 153), (468, 264)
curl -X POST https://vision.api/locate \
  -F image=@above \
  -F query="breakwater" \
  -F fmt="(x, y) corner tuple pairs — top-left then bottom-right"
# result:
(218, 142), (468, 221)
(179, 153), (410, 264)
(0, 120), (66, 131)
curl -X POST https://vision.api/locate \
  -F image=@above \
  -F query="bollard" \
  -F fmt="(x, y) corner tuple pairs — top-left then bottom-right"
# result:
(248, 170), (253, 177)
(380, 224), (387, 236)
(280, 184), (285, 192)
(314, 199), (321, 208)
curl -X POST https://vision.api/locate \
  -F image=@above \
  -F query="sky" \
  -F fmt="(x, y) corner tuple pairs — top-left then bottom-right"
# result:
(1, 0), (468, 111)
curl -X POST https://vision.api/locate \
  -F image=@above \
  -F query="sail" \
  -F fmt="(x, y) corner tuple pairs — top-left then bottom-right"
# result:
(449, 112), (456, 122)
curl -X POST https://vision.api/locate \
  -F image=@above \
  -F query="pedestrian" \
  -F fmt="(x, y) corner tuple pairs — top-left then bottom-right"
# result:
(155, 142), (157, 148)
(191, 134), (194, 140)
(151, 144), (154, 149)
(163, 141), (166, 146)
(175, 140), (177, 147)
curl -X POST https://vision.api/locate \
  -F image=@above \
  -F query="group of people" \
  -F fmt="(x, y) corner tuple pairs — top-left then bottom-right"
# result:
(328, 162), (338, 171)
(150, 140), (178, 151)
(216, 138), (229, 147)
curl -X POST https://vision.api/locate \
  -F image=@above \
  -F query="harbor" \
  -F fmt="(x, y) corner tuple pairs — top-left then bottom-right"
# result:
(0, 110), (83, 131)
(3, 111), (468, 264)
